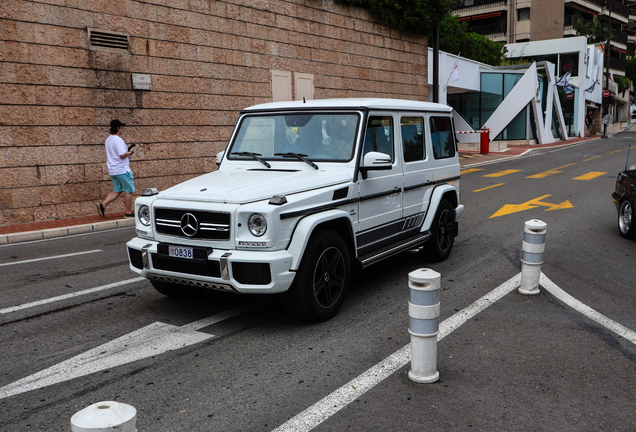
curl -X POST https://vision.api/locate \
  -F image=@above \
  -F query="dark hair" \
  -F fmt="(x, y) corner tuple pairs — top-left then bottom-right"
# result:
(110, 126), (119, 134)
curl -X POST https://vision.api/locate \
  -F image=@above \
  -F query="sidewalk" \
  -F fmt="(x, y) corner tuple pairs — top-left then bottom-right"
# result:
(0, 135), (600, 246)
(459, 135), (596, 167)
(0, 212), (135, 245)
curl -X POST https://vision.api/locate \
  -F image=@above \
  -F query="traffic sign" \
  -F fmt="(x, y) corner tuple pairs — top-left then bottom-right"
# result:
(603, 90), (610, 97)
(566, 93), (574, 99)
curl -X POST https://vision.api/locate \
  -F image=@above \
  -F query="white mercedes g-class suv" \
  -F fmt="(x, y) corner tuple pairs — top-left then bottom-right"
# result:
(127, 98), (463, 321)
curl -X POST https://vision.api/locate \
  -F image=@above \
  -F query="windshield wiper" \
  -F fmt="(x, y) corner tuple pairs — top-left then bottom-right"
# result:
(231, 152), (271, 168)
(274, 152), (319, 170)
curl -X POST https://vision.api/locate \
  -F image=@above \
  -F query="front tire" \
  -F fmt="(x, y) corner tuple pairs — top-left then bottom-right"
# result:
(283, 230), (350, 322)
(618, 199), (636, 239)
(426, 200), (455, 262)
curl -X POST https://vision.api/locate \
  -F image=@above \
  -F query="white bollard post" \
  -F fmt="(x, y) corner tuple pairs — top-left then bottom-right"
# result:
(518, 219), (547, 296)
(408, 268), (440, 384)
(71, 401), (137, 432)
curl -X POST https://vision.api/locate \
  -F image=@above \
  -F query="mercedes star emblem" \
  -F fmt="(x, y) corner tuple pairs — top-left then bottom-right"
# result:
(180, 213), (199, 237)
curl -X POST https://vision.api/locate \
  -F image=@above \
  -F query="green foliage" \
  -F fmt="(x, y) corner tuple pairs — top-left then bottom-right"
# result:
(334, 1), (505, 66)
(615, 75), (630, 96)
(335, 0), (455, 35)
(626, 56), (636, 84)
(335, 0), (455, 36)
(433, 14), (505, 66)
(499, 57), (534, 66)
(458, 32), (506, 66)
(574, 17), (616, 43)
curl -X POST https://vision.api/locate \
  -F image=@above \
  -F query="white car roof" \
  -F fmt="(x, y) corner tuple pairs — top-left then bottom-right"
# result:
(243, 98), (453, 113)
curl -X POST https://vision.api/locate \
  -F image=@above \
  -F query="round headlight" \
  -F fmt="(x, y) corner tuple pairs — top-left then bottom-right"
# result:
(248, 213), (267, 237)
(138, 205), (151, 226)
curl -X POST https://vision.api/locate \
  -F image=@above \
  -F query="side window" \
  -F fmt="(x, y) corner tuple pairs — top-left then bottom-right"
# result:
(363, 116), (394, 162)
(430, 116), (456, 159)
(401, 117), (425, 162)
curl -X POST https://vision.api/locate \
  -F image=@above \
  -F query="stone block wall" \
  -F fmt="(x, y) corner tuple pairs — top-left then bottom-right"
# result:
(0, 0), (428, 225)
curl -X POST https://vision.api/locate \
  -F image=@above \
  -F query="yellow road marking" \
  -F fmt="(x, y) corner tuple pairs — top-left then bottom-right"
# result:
(527, 163), (575, 179)
(483, 169), (521, 178)
(473, 183), (504, 192)
(460, 168), (483, 174)
(573, 171), (607, 180)
(584, 156), (601, 161)
(555, 163), (576, 169)
(527, 170), (560, 178)
(490, 194), (573, 218)
(608, 149), (623, 154)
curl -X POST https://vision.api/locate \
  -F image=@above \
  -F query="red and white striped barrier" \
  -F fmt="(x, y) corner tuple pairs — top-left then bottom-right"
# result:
(455, 129), (490, 134)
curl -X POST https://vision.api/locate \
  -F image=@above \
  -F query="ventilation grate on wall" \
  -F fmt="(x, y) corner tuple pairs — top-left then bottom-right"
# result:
(88, 28), (130, 53)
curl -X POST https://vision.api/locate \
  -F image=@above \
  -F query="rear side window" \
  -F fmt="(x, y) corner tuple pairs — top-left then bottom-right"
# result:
(430, 116), (456, 159)
(401, 117), (425, 162)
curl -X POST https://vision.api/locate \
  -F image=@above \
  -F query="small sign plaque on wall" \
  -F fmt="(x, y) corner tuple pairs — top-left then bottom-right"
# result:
(132, 74), (152, 90)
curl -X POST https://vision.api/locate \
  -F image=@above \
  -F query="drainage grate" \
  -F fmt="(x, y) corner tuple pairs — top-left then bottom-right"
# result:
(88, 28), (130, 53)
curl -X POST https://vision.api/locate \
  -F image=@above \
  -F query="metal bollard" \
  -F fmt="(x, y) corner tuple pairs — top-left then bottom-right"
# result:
(518, 219), (547, 296)
(479, 128), (490, 155)
(71, 401), (137, 432)
(408, 268), (440, 384)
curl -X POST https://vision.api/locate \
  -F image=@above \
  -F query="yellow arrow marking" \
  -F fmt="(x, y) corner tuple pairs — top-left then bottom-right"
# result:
(490, 194), (573, 218)
(483, 169), (521, 178)
(573, 171), (607, 180)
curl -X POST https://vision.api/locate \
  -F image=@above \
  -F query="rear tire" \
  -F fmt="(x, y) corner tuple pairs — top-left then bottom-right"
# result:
(283, 230), (350, 322)
(618, 199), (636, 239)
(150, 280), (196, 298)
(426, 200), (455, 262)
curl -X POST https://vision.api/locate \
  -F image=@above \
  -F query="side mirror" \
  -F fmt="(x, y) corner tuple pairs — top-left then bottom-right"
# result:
(362, 151), (392, 167)
(359, 151), (392, 179)
(215, 151), (225, 166)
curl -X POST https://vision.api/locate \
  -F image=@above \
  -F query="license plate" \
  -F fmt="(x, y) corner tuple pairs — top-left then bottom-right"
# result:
(169, 245), (193, 259)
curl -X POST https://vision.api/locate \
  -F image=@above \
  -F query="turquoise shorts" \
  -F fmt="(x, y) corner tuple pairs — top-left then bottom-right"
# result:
(110, 171), (135, 194)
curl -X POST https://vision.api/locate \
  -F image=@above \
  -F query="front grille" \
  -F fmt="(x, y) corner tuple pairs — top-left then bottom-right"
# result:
(152, 253), (221, 278)
(232, 262), (271, 285)
(154, 208), (231, 240)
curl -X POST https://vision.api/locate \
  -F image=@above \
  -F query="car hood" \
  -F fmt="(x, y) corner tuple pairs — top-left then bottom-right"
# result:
(157, 169), (352, 204)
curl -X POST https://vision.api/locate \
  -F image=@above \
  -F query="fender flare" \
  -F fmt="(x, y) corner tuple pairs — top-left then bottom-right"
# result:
(287, 209), (355, 271)
(421, 185), (459, 232)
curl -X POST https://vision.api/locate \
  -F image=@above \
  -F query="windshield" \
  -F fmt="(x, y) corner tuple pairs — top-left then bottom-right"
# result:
(228, 112), (360, 162)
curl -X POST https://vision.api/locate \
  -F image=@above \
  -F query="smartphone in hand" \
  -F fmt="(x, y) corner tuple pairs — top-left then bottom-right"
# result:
(128, 143), (136, 150)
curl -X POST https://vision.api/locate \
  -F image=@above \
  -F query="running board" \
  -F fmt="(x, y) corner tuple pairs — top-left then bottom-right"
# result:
(356, 231), (431, 269)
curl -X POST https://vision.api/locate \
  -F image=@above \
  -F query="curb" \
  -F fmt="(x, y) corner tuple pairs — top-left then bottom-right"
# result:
(0, 218), (136, 246)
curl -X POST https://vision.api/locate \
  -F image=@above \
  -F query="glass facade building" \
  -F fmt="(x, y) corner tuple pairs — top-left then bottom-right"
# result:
(448, 68), (573, 141)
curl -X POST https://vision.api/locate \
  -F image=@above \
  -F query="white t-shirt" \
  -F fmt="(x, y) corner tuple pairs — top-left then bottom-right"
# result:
(105, 134), (130, 176)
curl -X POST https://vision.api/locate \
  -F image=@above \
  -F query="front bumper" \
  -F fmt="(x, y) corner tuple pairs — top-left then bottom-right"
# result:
(126, 237), (296, 294)
(612, 192), (622, 211)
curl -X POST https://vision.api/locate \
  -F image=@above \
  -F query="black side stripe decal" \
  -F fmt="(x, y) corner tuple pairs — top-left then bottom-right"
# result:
(279, 177), (460, 220)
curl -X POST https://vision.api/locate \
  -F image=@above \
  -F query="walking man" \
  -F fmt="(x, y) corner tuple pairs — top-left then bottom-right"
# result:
(97, 119), (135, 218)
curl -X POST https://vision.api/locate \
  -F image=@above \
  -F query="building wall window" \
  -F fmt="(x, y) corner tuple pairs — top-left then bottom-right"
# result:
(480, 73), (503, 126)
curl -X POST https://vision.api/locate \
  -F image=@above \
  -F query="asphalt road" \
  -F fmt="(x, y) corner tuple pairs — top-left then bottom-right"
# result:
(1, 134), (635, 431)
